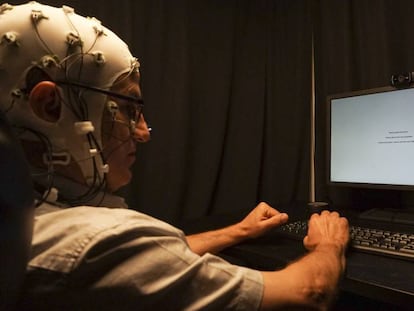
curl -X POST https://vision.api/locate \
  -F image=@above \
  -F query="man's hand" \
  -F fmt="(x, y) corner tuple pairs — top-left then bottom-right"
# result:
(260, 211), (349, 310)
(186, 202), (288, 255)
(303, 210), (349, 251)
(237, 202), (289, 239)
(303, 210), (349, 270)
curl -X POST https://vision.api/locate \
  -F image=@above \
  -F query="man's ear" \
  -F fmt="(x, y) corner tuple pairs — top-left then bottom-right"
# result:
(29, 81), (61, 123)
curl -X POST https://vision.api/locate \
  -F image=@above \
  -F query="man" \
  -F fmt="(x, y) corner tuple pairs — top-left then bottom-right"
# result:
(0, 2), (349, 310)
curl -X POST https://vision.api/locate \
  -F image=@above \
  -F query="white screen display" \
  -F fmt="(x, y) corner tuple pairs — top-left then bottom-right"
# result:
(330, 87), (414, 186)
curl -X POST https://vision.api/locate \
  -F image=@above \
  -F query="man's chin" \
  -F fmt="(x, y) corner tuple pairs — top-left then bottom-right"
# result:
(106, 172), (132, 193)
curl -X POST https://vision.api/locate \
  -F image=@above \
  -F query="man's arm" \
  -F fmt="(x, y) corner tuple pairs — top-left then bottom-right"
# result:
(186, 202), (288, 255)
(260, 211), (349, 310)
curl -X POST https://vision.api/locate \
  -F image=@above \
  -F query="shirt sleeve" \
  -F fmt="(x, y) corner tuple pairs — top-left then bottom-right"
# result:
(24, 206), (264, 311)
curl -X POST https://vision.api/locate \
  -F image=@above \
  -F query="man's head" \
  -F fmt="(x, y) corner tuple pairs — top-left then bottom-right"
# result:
(0, 2), (150, 195)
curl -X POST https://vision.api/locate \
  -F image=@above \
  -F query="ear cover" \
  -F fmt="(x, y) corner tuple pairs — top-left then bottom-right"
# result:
(29, 81), (61, 122)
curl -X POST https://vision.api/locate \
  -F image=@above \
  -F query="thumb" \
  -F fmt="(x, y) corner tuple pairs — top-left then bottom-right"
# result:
(303, 235), (316, 251)
(303, 235), (310, 249)
(265, 213), (289, 226)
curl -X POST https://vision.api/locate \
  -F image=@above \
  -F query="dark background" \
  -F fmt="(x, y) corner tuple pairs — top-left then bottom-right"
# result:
(13, 0), (414, 225)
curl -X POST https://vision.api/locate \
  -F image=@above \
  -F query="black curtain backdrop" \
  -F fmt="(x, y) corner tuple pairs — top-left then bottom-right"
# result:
(127, 0), (312, 224)
(16, 0), (414, 225)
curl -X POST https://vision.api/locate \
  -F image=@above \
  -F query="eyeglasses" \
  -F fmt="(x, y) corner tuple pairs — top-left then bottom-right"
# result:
(55, 79), (144, 132)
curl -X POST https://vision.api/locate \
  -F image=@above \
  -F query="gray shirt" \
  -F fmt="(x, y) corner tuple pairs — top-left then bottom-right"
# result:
(20, 193), (263, 310)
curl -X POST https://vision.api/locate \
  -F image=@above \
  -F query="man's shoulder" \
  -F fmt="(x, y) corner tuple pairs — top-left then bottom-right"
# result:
(35, 204), (151, 229)
(34, 204), (183, 240)
(30, 204), (184, 273)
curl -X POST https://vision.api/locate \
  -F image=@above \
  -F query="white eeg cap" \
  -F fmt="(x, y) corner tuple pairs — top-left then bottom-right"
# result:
(0, 2), (139, 185)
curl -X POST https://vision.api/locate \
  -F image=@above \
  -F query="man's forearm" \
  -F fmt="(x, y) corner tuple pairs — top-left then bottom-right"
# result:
(186, 203), (289, 256)
(186, 224), (248, 255)
(260, 243), (346, 310)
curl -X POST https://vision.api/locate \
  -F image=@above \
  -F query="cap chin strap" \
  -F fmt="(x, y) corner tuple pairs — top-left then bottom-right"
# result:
(42, 151), (71, 166)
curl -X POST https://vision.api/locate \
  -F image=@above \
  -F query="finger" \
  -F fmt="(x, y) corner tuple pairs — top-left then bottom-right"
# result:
(320, 210), (331, 217)
(261, 207), (282, 219)
(310, 212), (320, 220)
(257, 201), (272, 210)
(260, 203), (278, 214)
(257, 202), (285, 216)
(329, 211), (340, 218)
(340, 216), (349, 227)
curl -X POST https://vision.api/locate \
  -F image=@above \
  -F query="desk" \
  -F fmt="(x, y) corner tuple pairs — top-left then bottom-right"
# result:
(181, 208), (414, 310)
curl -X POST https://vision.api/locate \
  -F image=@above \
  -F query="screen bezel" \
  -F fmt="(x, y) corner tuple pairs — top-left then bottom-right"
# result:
(327, 84), (414, 191)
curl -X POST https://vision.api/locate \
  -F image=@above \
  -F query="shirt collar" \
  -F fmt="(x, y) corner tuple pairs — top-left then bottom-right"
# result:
(32, 169), (129, 209)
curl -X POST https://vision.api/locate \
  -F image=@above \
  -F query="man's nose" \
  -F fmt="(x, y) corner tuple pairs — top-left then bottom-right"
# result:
(133, 114), (151, 142)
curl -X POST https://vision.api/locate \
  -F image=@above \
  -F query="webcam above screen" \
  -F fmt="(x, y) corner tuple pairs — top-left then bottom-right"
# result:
(327, 84), (414, 191)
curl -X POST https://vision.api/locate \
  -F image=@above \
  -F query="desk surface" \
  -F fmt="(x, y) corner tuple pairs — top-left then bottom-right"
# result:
(181, 207), (414, 310)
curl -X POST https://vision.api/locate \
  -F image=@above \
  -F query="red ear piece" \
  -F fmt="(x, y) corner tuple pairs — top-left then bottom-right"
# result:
(29, 81), (61, 122)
